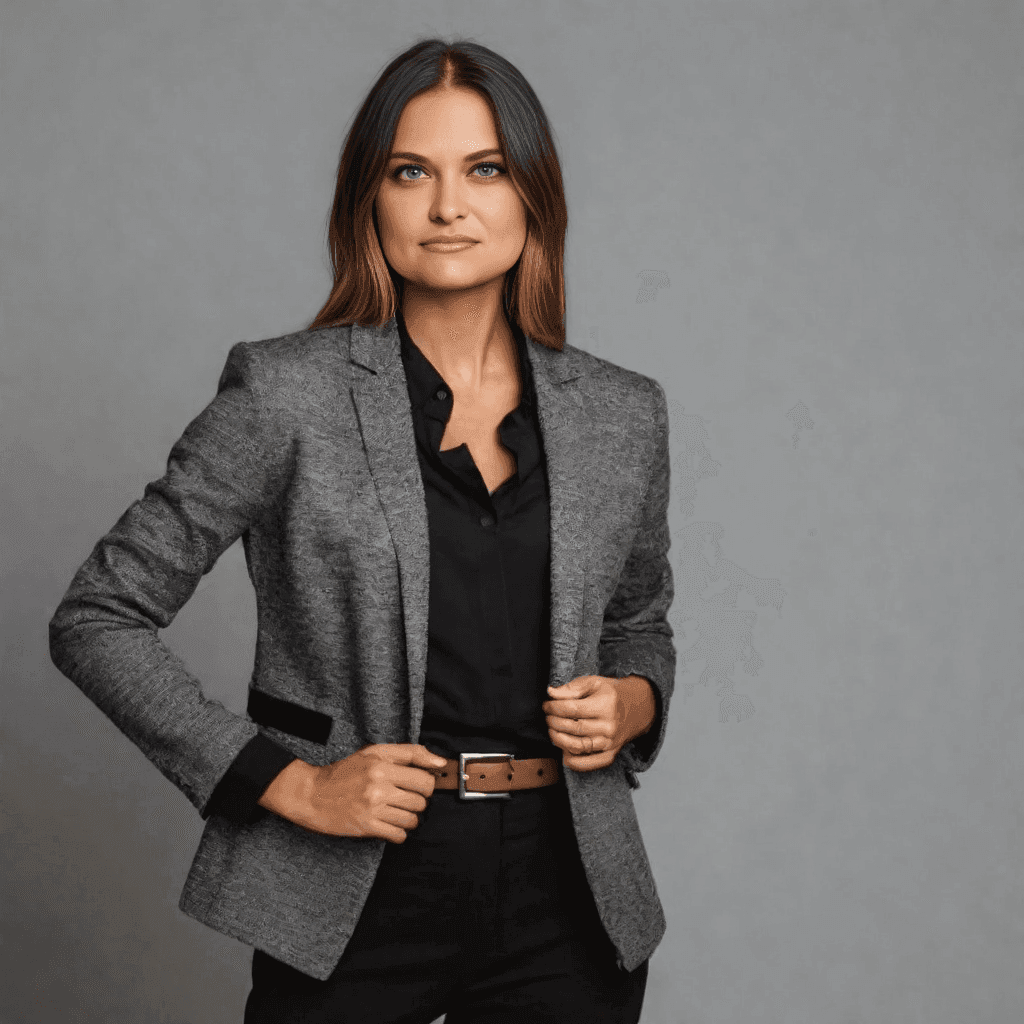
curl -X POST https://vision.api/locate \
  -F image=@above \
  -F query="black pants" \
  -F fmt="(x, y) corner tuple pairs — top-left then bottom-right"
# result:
(244, 778), (648, 1023)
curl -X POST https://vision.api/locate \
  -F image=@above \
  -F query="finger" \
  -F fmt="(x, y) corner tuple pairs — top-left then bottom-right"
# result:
(388, 788), (429, 814)
(380, 823), (410, 844)
(380, 804), (421, 831)
(374, 744), (449, 770)
(389, 762), (442, 797)
(543, 696), (605, 719)
(546, 714), (611, 737)
(549, 727), (610, 755)
(561, 749), (616, 772)
(546, 717), (606, 740)
(548, 676), (600, 697)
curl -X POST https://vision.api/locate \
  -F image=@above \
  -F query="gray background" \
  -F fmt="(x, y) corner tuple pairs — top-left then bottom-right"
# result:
(3, 1), (1023, 1022)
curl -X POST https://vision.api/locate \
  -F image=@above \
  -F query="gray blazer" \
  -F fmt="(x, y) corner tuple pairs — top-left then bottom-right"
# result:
(48, 316), (676, 979)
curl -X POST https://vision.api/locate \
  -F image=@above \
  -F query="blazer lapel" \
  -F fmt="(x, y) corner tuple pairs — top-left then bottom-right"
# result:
(348, 316), (588, 743)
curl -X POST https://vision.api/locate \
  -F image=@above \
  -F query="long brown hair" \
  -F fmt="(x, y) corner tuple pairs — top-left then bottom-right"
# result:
(307, 38), (567, 351)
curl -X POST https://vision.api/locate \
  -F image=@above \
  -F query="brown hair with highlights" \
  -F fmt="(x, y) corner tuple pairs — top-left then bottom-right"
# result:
(307, 37), (567, 350)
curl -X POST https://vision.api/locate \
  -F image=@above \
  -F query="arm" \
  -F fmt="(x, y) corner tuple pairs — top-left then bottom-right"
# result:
(48, 341), (296, 821)
(613, 673), (661, 756)
(205, 733), (301, 823)
(599, 380), (676, 778)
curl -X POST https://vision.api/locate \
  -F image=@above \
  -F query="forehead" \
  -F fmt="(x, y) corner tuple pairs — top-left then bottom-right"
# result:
(391, 86), (499, 152)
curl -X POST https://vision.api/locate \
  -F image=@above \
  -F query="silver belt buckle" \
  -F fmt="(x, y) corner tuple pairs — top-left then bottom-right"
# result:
(459, 752), (514, 800)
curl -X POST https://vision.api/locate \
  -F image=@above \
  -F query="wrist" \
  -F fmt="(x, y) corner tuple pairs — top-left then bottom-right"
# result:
(257, 758), (313, 819)
(616, 675), (656, 744)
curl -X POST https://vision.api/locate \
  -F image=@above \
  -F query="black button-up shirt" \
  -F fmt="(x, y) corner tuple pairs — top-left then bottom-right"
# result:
(204, 312), (565, 822)
(397, 309), (561, 763)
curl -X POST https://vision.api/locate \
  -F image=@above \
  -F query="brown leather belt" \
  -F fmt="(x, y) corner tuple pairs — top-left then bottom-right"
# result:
(428, 753), (561, 799)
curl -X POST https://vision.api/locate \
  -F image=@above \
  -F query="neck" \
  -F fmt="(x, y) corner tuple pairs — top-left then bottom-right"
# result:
(399, 276), (515, 395)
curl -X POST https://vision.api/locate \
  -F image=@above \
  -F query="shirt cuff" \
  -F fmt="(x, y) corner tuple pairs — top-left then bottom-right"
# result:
(201, 733), (299, 824)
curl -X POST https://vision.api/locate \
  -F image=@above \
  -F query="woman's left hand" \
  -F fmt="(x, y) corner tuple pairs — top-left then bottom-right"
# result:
(542, 675), (637, 772)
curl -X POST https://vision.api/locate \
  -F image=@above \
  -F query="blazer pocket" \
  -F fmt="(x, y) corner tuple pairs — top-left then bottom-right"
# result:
(247, 689), (333, 746)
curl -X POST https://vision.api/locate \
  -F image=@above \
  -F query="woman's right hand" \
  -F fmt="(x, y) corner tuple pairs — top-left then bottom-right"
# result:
(257, 744), (448, 844)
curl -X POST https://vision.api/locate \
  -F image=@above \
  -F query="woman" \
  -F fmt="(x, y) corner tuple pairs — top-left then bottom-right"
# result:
(49, 37), (676, 1023)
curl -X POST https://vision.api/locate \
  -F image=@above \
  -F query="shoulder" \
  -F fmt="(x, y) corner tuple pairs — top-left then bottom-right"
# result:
(562, 338), (667, 429)
(219, 325), (353, 409)
(228, 324), (351, 382)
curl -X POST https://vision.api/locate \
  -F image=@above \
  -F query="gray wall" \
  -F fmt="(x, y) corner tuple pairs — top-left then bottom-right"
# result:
(3, 1), (1022, 1022)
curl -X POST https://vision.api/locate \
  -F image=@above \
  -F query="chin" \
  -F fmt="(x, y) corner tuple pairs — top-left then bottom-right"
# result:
(407, 264), (508, 294)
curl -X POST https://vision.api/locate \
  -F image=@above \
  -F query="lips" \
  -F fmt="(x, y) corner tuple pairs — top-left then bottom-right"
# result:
(421, 239), (478, 252)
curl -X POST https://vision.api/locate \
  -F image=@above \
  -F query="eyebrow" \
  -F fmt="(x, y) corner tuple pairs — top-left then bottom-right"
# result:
(387, 148), (504, 163)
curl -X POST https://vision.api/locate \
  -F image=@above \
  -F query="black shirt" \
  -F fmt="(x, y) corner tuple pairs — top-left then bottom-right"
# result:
(204, 312), (567, 822)
(397, 309), (562, 763)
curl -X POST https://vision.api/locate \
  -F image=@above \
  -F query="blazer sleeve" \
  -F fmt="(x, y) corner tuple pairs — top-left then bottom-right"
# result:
(48, 341), (298, 821)
(203, 731), (300, 823)
(599, 379), (676, 780)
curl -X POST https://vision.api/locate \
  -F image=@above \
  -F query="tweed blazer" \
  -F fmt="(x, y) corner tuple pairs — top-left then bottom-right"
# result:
(48, 316), (677, 979)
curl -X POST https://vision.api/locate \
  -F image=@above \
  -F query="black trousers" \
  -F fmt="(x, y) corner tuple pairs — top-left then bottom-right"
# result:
(244, 778), (649, 1023)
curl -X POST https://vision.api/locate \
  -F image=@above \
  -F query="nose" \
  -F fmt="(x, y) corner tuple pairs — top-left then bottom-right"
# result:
(429, 171), (468, 224)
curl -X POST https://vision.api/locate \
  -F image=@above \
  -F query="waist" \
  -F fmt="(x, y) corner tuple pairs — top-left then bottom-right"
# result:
(428, 753), (563, 797)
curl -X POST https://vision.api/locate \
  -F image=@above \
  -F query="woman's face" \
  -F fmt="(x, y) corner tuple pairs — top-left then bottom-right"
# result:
(375, 86), (528, 298)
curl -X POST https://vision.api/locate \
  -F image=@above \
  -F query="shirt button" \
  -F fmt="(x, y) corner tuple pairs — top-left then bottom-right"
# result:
(479, 514), (494, 527)
(435, 388), (448, 401)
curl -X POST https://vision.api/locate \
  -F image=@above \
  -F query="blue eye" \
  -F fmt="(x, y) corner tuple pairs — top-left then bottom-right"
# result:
(392, 162), (505, 181)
